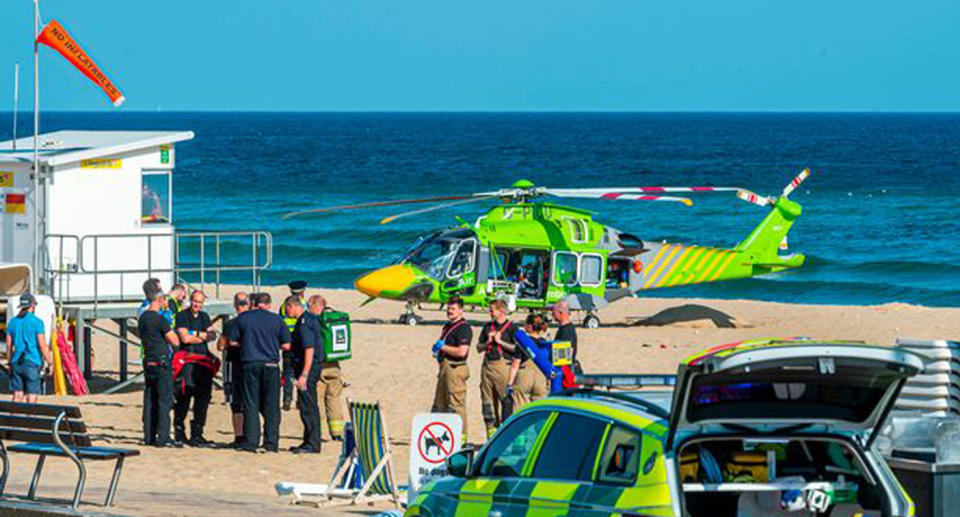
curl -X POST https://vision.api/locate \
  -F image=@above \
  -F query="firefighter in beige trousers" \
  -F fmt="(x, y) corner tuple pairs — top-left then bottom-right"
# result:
(307, 295), (346, 440)
(476, 300), (518, 438)
(507, 314), (549, 409)
(431, 296), (473, 442)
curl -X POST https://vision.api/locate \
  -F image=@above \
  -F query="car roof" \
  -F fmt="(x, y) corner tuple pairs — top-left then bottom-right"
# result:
(527, 389), (674, 436)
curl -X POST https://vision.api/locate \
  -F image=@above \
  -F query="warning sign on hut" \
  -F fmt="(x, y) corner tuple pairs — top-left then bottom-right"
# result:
(408, 413), (462, 498)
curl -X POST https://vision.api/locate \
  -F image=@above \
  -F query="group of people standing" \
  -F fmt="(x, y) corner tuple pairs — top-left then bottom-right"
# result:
(431, 297), (580, 441)
(137, 279), (344, 454)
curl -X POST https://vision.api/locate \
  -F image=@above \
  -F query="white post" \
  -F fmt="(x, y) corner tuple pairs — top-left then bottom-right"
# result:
(12, 64), (18, 149)
(32, 0), (42, 293)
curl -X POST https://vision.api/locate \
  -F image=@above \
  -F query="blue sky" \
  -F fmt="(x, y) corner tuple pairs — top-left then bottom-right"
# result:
(1, 0), (959, 111)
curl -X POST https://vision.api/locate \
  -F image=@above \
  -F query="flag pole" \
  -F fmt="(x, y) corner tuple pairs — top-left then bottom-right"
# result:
(12, 64), (19, 150)
(33, 0), (41, 292)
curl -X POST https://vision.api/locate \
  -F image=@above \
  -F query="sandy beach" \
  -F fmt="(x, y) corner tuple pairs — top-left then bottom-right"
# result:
(5, 286), (959, 516)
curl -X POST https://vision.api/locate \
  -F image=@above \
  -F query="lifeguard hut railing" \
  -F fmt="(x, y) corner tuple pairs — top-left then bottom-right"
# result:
(43, 230), (272, 312)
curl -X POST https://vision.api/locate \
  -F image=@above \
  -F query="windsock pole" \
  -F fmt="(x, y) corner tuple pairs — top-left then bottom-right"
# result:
(33, 0), (41, 290)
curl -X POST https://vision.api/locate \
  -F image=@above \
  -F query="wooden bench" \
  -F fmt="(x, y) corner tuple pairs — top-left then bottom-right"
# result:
(0, 400), (139, 510)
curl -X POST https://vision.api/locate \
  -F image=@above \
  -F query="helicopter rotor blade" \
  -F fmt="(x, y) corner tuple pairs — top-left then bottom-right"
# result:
(544, 186), (741, 195)
(281, 194), (481, 220)
(543, 189), (694, 206)
(781, 167), (811, 198)
(379, 196), (496, 225)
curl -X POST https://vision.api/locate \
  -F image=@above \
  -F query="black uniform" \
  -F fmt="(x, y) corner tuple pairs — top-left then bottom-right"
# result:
(138, 310), (174, 446)
(222, 318), (244, 415)
(554, 322), (581, 373)
(477, 320), (518, 361)
(173, 310), (214, 443)
(229, 309), (291, 451)
(291, 313), (323, 451)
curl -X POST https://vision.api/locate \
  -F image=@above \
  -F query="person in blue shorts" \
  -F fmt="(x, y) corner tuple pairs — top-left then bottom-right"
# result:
(5, 294), (53, 403)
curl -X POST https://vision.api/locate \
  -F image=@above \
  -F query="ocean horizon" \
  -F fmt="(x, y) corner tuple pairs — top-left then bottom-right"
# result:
(3, 111), (959, 307)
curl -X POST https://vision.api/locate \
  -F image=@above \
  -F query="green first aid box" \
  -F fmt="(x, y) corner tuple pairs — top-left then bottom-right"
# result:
(319, 310), (351, 361)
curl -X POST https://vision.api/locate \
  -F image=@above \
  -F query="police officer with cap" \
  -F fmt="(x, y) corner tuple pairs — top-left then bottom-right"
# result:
(279, 280), (307, 411)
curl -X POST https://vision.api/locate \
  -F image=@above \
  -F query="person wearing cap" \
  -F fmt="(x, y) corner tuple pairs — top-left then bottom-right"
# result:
(5, 294), (53, 403)
(138, 289), (181, 447)
(306, 295), (345, 441)
(218, 292), (250, 448)
(279, 280), (307, 411)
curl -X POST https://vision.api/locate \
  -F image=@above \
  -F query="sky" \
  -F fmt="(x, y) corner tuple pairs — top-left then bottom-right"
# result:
(0, 0), (959, 111)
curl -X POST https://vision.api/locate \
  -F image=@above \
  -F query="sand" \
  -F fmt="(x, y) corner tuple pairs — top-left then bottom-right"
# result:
(7, 286), (959, 516)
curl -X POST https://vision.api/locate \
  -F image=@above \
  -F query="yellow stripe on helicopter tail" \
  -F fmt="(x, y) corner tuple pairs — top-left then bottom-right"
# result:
(662, 246), (705, 287)
(640, 244), (672, 287)
(693, 249), (727, 283)
(656, 247), (695, 288)
(700, 250), (735, 283)
(681, 248), (716, 285)
(644, 245), (681, 289)
(708, 250), (740, 282)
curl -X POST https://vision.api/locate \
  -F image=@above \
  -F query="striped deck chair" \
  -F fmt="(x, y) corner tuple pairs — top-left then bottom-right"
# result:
(315, 399), (401, 507)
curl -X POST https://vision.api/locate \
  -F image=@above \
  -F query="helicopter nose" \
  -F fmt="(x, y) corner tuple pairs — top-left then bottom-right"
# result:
(354, 265), (416, 298)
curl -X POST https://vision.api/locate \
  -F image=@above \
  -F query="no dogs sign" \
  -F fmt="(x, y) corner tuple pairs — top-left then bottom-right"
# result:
(409, 413), (462, 496)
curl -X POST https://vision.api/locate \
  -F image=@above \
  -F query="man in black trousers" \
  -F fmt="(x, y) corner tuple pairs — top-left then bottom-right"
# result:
(173, 290), (218, 447)
(285, 295), (324, 454)
(228, 293), (291, 452)
(138, 289), (181, 447)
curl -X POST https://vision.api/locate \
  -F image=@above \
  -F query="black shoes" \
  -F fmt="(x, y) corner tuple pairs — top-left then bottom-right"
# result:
(154, 441), (183, 449)
(188, 435), (216, 448)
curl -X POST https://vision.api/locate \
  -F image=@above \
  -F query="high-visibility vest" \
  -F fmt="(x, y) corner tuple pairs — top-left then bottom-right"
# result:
(279, 297), (306, 333)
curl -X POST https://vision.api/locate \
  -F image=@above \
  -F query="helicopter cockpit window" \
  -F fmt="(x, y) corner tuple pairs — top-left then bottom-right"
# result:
(553, 252), (579, 286)
(447, 239), (476, 278)
(403, 229), (475, 281)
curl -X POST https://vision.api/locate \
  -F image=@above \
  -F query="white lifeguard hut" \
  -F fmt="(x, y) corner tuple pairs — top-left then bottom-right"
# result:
(0, 130), (272, 388)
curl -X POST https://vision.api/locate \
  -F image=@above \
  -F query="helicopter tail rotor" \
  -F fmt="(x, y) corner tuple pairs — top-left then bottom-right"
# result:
(735, 168), (811, 208)
(781, 167), (811, 198)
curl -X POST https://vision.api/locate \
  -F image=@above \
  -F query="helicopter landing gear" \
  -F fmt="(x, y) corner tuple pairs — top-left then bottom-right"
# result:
(582, 313), (600, 329)
(399, 302), (422, 326)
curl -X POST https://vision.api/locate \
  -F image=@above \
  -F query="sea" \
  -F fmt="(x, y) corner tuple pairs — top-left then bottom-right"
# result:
(3, 112), (959, 307)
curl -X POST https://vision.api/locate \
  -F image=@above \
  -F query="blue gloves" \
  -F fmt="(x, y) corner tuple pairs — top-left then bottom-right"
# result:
(431, 340), (445, 355)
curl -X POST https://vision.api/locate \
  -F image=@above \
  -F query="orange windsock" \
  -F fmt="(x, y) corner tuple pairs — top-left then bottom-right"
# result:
(36, 19), (125, 106)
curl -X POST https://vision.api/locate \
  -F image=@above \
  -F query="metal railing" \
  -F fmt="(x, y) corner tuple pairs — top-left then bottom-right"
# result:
(43, 230), (272, 309)
(174, 230), (273, 299)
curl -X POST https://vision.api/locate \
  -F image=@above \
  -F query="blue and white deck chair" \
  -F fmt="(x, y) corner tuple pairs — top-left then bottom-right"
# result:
(320, 399), (401, 507)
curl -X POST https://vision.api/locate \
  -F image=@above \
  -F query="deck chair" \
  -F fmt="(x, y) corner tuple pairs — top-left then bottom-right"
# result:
(281, 400), (401, 508)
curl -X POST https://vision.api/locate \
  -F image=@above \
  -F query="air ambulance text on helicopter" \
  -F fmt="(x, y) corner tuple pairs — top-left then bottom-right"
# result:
(284, 169), (811, 327)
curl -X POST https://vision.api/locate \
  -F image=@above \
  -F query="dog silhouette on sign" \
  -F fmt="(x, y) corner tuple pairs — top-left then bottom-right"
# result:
(423, 429), (451, 456)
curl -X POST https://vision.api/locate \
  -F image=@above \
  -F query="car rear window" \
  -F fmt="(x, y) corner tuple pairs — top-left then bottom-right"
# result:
(532, 413), (607, 481)
(687, 363), (902, 423)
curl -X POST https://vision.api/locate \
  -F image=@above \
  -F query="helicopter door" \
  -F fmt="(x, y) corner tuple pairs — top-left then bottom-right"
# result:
(514, 250), (549, 300)
(441, 239), (477, 295)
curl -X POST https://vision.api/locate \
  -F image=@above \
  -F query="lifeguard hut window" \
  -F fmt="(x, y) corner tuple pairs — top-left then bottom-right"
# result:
(141, 169), (171, 225)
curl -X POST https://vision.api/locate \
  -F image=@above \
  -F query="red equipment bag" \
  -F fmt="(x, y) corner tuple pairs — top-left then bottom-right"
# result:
(172, 350), (220, 396)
